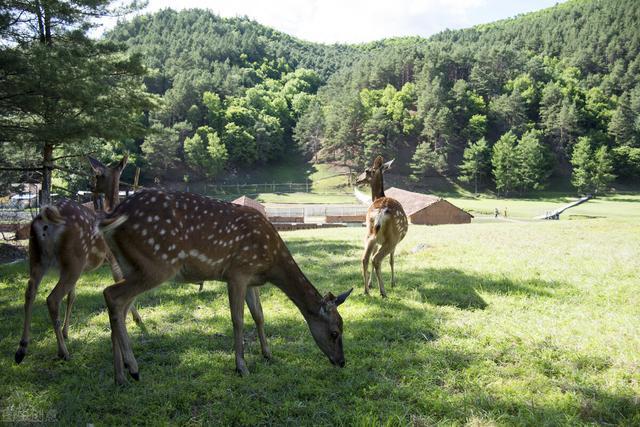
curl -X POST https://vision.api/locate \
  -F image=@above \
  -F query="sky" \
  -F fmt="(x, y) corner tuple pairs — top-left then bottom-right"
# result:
(103, 0), (566, 44)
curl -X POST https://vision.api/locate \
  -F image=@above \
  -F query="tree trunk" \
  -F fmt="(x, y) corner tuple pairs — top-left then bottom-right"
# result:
(41, 143), (53, 206)
(474, 171), (478, 194)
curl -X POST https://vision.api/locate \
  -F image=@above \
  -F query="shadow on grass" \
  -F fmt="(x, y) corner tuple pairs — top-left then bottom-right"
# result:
(401, 268), (564, 310)
(0, 261), (633, 425)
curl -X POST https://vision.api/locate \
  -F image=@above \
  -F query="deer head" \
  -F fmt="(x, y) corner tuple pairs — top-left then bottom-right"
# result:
(88, 154), (128, 213)
(306, 288), (353, 367)
(356, 156), (394, 201)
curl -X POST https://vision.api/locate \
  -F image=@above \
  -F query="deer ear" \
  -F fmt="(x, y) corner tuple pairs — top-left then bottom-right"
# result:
(373, 156), (384, 169)
(335, 288), (353, 306)
(116, 153), (129, 171)
(382, 159), (394, 172)
(88, 156), (106, 176)
(322, 292), (336, 304)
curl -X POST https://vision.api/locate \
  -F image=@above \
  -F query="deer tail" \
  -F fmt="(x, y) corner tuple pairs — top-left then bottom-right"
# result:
(374, 208), (391, 233)
(39, 206), (65, 225)
(98, 215), (128, 236)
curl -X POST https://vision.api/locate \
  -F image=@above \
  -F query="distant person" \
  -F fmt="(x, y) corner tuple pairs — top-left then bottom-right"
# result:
(494, 208), (499, 218)
(504, 207), (508, 218)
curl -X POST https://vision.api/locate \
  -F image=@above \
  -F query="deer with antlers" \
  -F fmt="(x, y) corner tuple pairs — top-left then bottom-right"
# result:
(14, 155), (143, 364)
(356, 156), (408, 298)
(96, 188), (352, 384)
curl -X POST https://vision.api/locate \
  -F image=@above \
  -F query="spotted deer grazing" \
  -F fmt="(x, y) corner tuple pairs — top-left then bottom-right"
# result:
(356, 156), (408, 298)
(97, 189), (353, 384)
(14, 155), (142, 364)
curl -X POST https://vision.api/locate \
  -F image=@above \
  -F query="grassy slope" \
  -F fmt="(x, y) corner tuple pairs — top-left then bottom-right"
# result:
(0, 199), (639, 425)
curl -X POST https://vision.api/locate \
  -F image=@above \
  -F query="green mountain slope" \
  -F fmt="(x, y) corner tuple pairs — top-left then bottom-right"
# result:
(107, 0), (640, 193)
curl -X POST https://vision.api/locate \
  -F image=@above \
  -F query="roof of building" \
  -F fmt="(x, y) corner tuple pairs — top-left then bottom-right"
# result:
(231, 195), (267, 217)
(384, 187), (472, 218)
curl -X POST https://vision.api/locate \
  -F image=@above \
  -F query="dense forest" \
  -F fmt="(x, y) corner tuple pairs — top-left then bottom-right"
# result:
(2, 0), (639, 197)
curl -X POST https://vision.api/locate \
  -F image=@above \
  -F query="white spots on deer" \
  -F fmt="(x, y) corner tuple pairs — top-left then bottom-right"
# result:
(141, 229), (148, 236)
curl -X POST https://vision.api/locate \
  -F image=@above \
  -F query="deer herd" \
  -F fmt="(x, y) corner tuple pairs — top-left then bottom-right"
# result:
(13, 154), (406, 385)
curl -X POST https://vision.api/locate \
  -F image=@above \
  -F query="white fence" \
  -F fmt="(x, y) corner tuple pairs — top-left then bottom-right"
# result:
(266, 205), (367, 218)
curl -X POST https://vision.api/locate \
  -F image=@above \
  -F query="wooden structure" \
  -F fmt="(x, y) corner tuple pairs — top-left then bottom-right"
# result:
(231, 195), (267, 218)
(384, 187), (473, 225)
(325, 214), (366, 223)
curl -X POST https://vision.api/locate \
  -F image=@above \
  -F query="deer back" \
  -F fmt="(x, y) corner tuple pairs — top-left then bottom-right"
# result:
(31, 200), (108, 271)
(100, 189), (287, 284)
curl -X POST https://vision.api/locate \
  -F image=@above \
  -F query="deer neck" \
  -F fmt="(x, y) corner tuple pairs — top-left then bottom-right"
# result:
(103, 177), (120, 213)
(370, 171), (385, 202)
(268, 253), (323, 319)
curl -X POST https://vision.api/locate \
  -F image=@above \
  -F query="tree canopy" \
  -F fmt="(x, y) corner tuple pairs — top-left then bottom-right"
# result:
(3, 0), (639, 196)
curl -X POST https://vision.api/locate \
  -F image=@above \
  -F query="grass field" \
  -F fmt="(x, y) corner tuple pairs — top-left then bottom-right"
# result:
(0, 197), (639, 425)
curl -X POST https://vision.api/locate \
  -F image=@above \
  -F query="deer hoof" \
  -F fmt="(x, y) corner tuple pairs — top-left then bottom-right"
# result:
(381, 293), (388, 299)
(15, 349), (26, 364)
(129, 371), (140, 381)
(236, 366), (250, 377)
(58, 352), (70, 361)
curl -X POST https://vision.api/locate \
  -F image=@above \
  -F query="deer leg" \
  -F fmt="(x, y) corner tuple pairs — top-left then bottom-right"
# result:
(62, 289), (76, 339)
(129, 304), (143, 325)
(104, 278), (149, 383)
(111, 326), (126, 386)
(372, 245), (392, 298)
(227, 278), (249, 376)
(15, 264), (47, 364)
(199, 281), (204, 292)
(361, 237), (377, 295)
(390, 249), (396, 288)
(46, 269), (81, 361)
(106, 250), (143, 327)
(246, 287), (271, 360)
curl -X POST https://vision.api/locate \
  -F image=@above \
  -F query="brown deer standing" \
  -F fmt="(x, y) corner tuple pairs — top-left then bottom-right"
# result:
(97, 189), (352, 384)
(14, 155), (142, 364)
(356, 156), (408, 298)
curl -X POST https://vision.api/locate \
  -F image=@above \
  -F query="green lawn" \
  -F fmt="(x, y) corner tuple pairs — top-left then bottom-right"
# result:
(256, 191), (356, 204)
(448, 193), (640, 220)
(0, 198), (639, 425)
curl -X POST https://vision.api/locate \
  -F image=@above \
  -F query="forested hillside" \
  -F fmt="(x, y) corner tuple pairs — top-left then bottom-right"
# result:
(99, 9), (365, 183)
(3, 0), (638, 196)
(312, 0), (640, 194)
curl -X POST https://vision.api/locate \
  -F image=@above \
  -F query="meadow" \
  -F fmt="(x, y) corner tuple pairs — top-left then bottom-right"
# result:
(0, 197), (638, 425)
